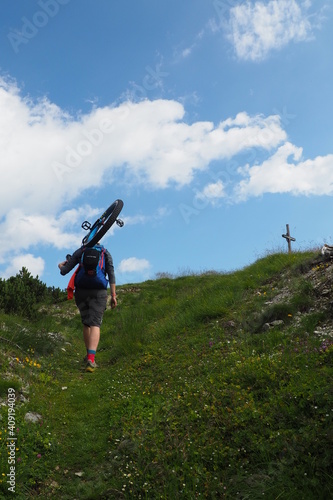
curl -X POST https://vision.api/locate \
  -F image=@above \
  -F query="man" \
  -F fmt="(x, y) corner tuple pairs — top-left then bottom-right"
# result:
(58, 243), (117, 372)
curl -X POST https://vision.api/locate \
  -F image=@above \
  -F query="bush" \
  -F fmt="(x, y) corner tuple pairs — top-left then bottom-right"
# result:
(0, 267), (65, 319)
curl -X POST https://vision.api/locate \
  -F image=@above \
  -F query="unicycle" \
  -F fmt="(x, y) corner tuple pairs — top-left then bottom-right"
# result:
(81, 199), (124, 248)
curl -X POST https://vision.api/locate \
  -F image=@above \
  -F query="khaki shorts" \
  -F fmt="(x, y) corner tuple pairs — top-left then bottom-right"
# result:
(74, 288), (108, 327)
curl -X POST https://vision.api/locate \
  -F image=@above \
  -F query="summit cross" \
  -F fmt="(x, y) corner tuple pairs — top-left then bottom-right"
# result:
(282, 224), (296, 253)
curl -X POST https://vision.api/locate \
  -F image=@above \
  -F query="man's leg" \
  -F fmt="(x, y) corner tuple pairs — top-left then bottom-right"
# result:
(87, 325), (100, 352)
(83, 324), (90, 352)
(83, 325), (100, 363)
(76, 289), (106, 371)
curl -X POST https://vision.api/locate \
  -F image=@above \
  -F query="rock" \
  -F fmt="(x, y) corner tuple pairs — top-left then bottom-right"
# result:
(262, 323), (271, 332)
(270, 320), (284, 327)
(24, 412), (42, 423)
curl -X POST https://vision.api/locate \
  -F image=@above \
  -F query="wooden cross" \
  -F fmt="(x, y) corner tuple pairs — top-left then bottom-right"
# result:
(282, 224), (296, 253)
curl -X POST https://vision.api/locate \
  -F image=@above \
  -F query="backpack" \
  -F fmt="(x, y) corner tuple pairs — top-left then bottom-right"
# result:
(74, 244), (108, 290)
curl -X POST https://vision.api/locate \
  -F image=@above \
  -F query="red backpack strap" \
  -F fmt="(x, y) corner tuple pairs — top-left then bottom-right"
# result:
(99, 248), (105, 269)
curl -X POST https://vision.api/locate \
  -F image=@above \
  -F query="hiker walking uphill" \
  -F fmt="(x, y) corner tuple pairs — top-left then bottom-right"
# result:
(58, 243), (117, 372)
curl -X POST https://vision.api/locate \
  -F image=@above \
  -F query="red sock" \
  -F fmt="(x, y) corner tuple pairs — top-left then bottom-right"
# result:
(87, 350), (96, 362)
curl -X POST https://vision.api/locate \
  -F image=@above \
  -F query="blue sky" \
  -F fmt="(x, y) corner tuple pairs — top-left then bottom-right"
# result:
(0, 0), (332, 288)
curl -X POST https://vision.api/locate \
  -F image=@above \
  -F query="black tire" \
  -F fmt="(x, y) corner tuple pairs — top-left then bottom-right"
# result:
(82, 199), (124, 247)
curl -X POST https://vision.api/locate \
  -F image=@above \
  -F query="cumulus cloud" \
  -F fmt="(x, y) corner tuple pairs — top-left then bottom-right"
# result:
(235, 142), (333, 200)
(0, 205), (103, 260)
(226, 0), (313, 61)
(0, 77), (287, 218)
(2, 254), (45, 279)
(195, 180), (225, 204)
(118, 257), (151, 273)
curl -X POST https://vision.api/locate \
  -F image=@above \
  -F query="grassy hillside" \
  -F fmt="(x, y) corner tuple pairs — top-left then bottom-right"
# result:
(0, 251), (332, 499)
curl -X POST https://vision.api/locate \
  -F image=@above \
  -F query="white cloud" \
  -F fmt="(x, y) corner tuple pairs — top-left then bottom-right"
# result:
(118, 257), (151, 273)
(2, 254), (45, 279)
(0, 77), (287, 217)
(226, 0), (313, 61)
(0, 206), (100, 255)
(235, 142), (333, 200)
(195, 180), (225, 204)
(182, 47), (193, 58)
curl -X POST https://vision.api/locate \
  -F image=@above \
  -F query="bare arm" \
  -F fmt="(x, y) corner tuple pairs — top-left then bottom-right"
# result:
(105, 249), (117, 308)
(110, 283), (117, 309)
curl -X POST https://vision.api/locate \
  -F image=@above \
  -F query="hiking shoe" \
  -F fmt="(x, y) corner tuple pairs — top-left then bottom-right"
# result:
(82, 356), (98, 367)
(85, 360), (97, 372)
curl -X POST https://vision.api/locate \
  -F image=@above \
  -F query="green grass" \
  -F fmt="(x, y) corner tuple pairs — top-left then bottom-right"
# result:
(0, 251), (332, 499)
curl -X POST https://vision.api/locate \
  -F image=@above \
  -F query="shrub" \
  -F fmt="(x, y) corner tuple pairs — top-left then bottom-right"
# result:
(0, 267), (65, 319)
